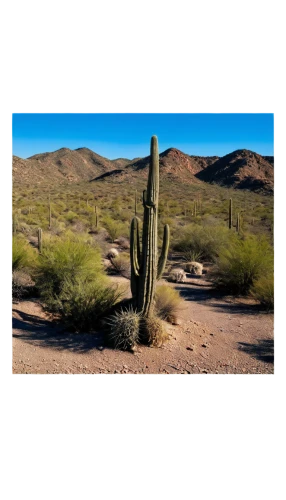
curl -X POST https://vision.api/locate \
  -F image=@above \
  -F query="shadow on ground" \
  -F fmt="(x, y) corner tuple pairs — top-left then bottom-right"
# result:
(13, 309), (104, 353)
(175, 283), (267, 316)
(237, 339), (274, 363)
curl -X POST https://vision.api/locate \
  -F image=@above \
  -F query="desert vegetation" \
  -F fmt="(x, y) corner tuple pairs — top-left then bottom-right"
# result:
(12, 136), (274, 356)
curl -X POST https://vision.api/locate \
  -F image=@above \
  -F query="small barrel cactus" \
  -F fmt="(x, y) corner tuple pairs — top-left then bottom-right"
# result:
(107, 248), (119, 260)
(168, 267), (186, 283)
(185, 261), (203, 275)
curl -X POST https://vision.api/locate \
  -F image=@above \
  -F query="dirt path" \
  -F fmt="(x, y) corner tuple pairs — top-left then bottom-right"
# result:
(12, 277), (274, 374)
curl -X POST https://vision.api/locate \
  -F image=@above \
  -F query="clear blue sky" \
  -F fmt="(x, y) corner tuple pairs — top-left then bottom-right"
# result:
(12, 113), (274, 159)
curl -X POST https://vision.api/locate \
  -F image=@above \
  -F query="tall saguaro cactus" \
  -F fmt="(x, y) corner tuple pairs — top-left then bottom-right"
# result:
(130, 136), (170, 317)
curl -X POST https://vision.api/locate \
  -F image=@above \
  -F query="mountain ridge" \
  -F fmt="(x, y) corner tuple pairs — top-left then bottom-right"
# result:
(13, 146), (274, 193)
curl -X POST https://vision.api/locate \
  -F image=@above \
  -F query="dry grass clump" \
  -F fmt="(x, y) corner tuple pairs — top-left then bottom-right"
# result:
(109, 252), (131, 279)
(140, 316), (169, 347)
(12, 270), (35, 301)
(155, 285), (184, 324)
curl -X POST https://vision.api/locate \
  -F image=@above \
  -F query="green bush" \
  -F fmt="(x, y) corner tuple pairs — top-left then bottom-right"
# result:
(36, 234), (103, 307)
(251, 273), (274, 310)
(212, 235), (273, 295)
(12, 236), (38, 271)
(58, 278), (124, 331)
(173, 224), (231, 262)
(103, 216), (128, 242)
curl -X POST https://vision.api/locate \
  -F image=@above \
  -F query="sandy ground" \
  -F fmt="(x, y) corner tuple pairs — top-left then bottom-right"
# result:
(12, 275), (274, 375)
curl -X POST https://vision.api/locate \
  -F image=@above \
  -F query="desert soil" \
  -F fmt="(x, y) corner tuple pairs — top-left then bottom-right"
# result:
(12, 275), (274, 375)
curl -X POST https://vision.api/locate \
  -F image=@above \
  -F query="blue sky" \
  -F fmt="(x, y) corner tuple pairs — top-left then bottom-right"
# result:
(12, 113), (274, 159)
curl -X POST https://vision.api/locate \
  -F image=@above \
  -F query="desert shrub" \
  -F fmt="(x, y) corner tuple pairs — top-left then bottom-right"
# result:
(212, 235), (274, 295)
(114, 236), (130, 250)
(155, 285), (184, 324)
(173, 224), (231, 262)
(58, 278), (124, 331)
(36, 234), (103, 308)
(12, 270), (35, 301)
(12, 236), (38, 271)
(140, 316), (169, 347)
(109, 253), (131, 279)
(103, 216), (129, 242)
(65, 211), (79, 223)
(106, 307), (141, 350)
(251, 273), (274, 311)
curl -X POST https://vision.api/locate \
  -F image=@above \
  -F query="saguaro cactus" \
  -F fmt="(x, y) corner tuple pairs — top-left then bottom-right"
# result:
(228, 198), (232, 229)
(38, 228), (42, 253)
(130, 136), (170, 317)
(48, 195), (52, 229)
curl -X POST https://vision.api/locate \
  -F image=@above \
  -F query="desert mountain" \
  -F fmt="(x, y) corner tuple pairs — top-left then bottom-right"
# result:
(13, 147), (118, 185)
(195, 149), (274, 194)
(91, 148), (218, 184)
(13, 146), (274, 193)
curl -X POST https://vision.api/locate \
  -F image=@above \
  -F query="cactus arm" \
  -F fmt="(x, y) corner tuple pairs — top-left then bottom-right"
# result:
(130, 217), (140, 277)
(143, 189), (155, 209)
(157, 224), (170, 280)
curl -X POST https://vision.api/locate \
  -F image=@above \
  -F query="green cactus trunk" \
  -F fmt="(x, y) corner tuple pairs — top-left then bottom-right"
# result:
(228, 198), (232, 229)
(130, 136), (169, 318)
(38, 228), (42, 253)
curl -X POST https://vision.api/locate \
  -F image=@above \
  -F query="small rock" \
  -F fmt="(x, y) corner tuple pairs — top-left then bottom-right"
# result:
(202, 343), (208, 348)
(97, 346), (104, 351)
(186, 346), (193, 351)
(210, 333), (214, 336)
(123, 365), (128, 369)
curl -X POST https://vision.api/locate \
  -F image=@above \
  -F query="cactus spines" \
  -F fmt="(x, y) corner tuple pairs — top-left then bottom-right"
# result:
(228, 198), (232, 229)
(130, 136), (169, 317)
(38, 228), (42, 253)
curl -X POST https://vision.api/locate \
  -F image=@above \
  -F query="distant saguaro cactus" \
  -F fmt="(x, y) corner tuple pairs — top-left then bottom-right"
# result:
(228, 198), (232, 229)
(48, 195), (52, 229)
(38, 228), (42, 253)
(130, 136), (170, 317)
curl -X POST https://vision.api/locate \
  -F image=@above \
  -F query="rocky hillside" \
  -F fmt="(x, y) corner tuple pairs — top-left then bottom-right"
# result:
(13, 147), (118, 185)
(195, 149), (274, 194)
(91, 148), (218, 185)
(13, 146), (274, 193)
